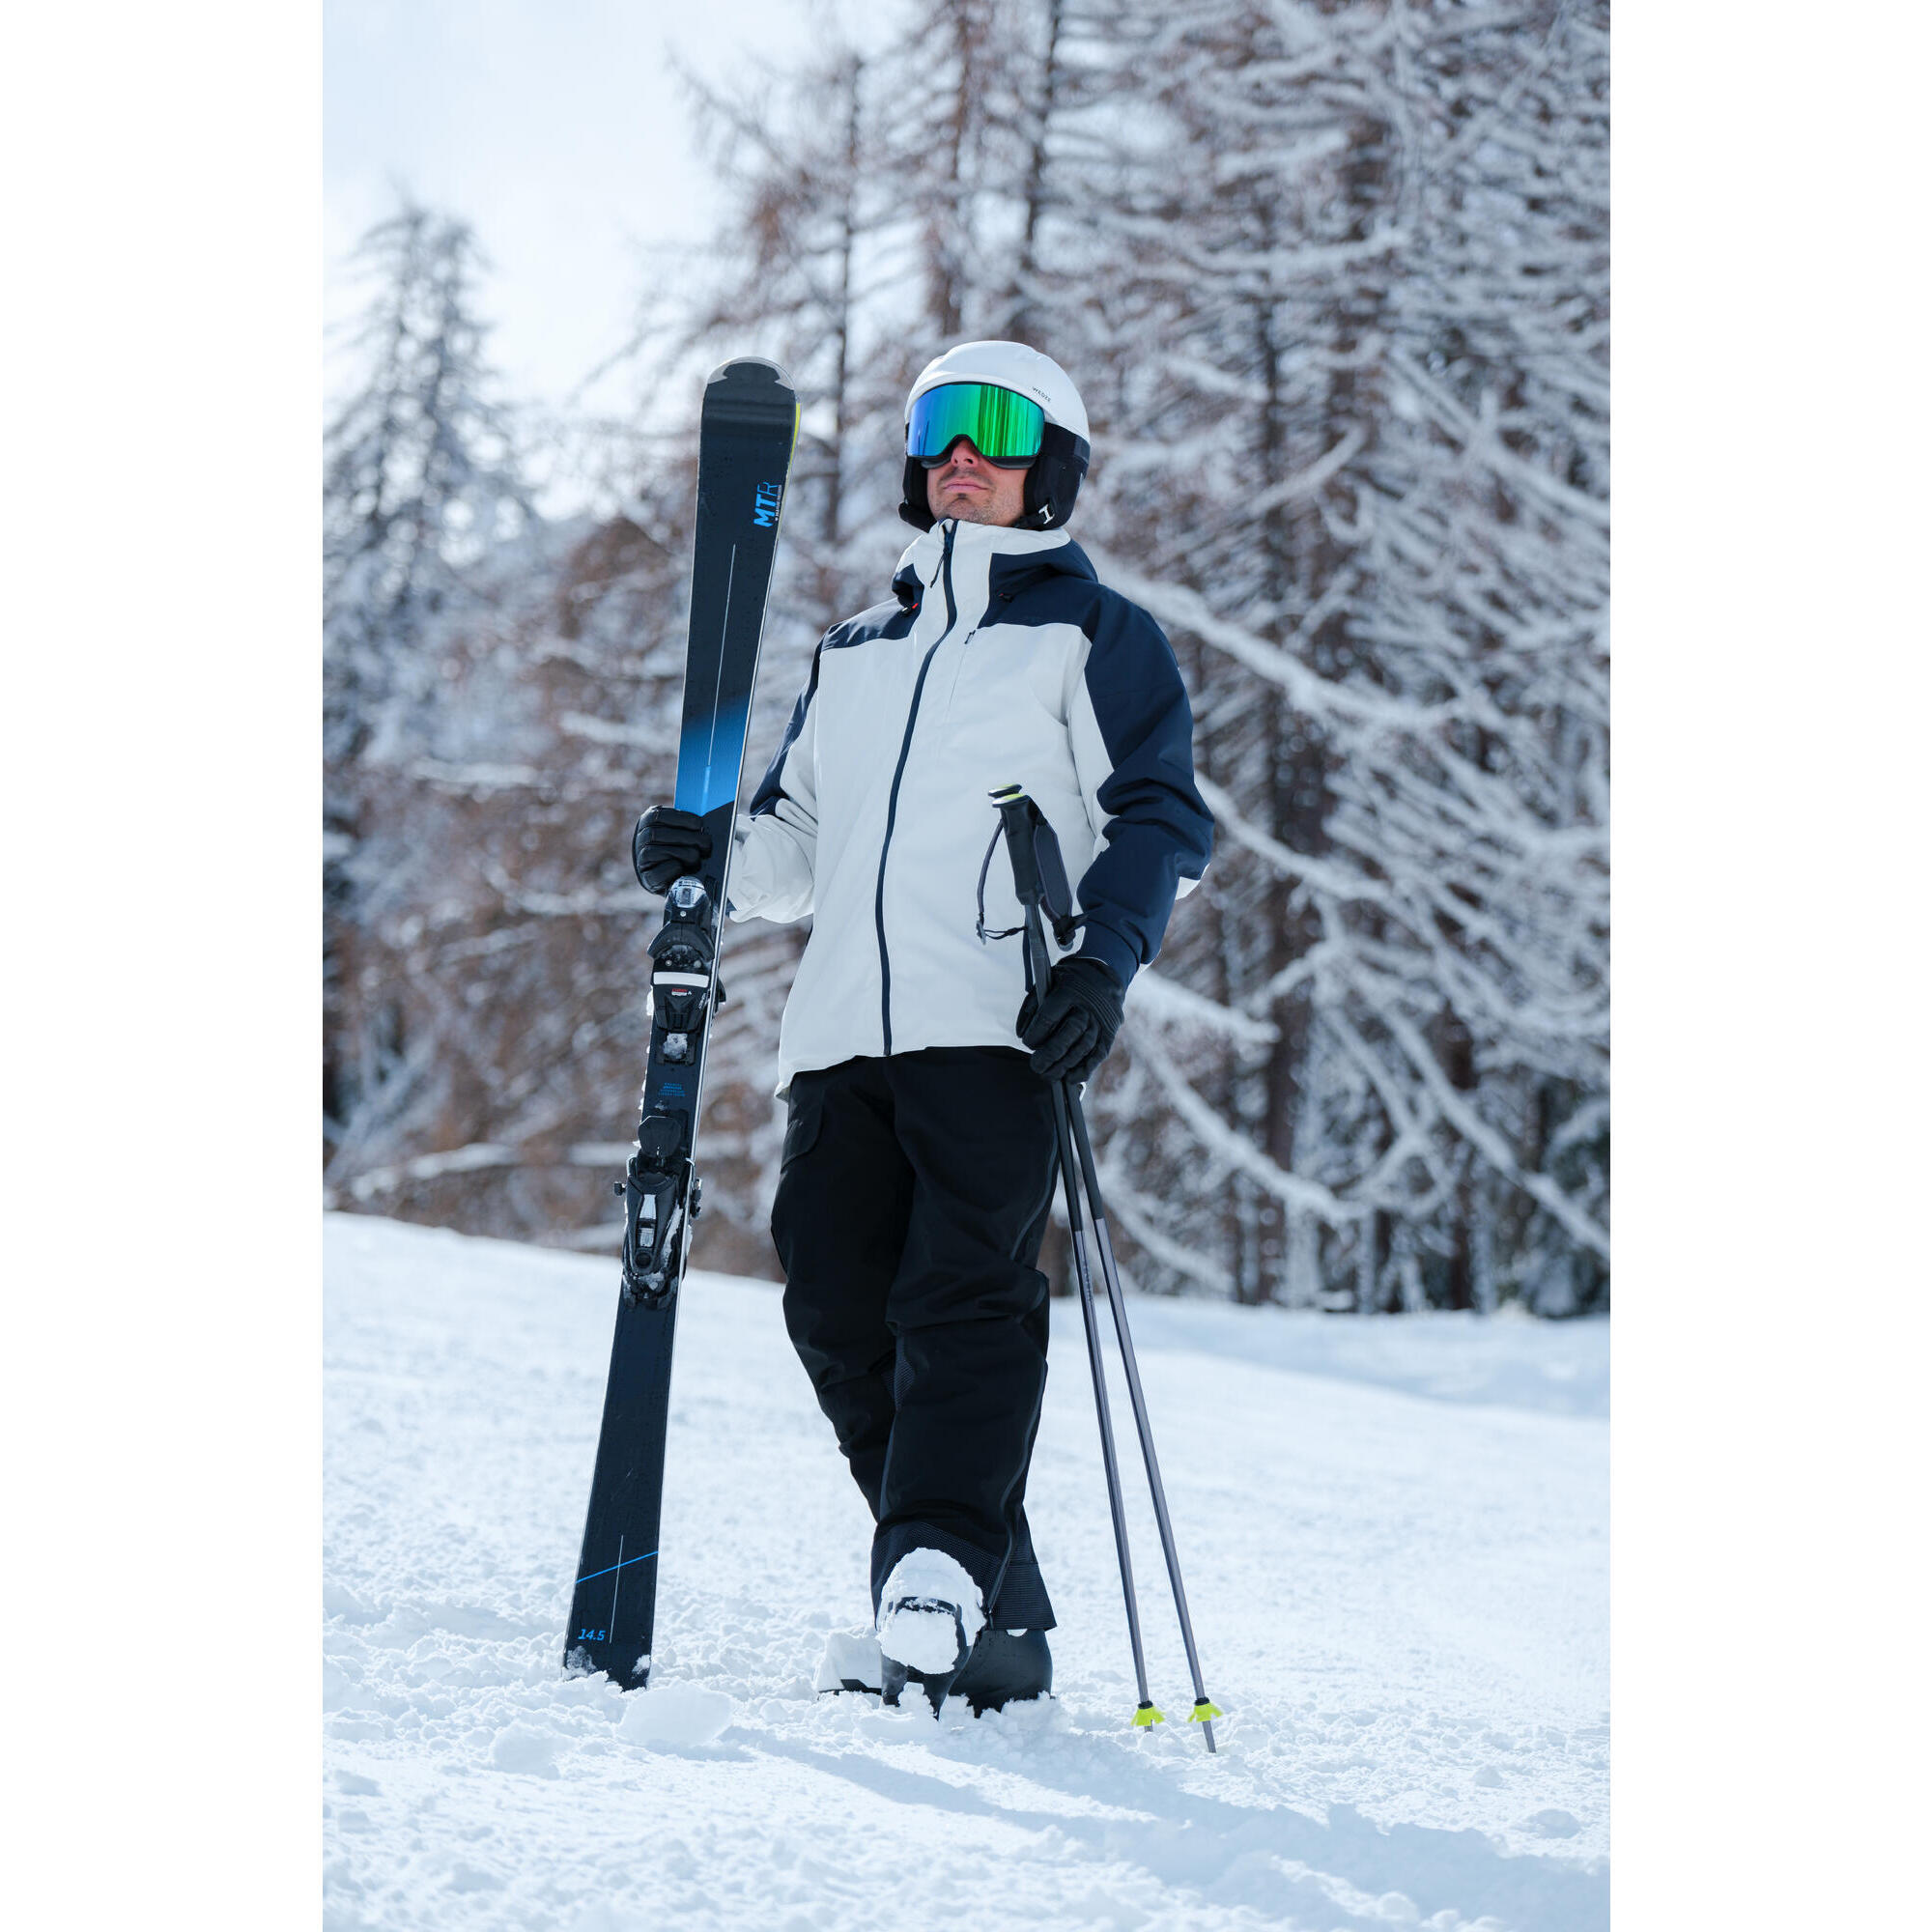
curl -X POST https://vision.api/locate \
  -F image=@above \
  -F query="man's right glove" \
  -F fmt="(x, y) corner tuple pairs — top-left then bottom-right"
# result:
(632, 806), (713, 895)
(1018, 955), (1125, 1086)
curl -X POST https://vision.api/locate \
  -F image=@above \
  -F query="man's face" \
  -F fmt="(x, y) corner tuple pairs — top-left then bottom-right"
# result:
(924, 438), (1031, 526)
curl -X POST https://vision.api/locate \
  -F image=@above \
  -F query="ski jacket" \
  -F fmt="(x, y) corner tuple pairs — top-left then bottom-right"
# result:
(730, 518), (1213, 1088)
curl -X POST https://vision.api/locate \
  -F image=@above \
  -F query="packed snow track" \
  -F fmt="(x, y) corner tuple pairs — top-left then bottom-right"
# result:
(325, 1215), (1607, 1930)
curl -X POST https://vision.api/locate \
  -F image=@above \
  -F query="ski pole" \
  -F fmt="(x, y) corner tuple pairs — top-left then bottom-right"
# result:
(1065, 1094), (1222, 1751)
(984, 781), (1221, 1750)
(987, 782), (1161, 1732)
(1049, 1072), (1162, 1731)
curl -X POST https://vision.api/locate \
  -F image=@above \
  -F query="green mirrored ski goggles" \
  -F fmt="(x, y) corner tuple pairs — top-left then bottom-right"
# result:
(907, 383), (1046, 468)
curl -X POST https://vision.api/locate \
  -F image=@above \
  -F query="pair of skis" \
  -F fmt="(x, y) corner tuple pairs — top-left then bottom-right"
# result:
(563, 358), (799, 1689)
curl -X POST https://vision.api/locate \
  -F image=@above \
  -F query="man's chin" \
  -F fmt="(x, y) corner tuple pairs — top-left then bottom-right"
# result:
(936, 497), (1008, 526)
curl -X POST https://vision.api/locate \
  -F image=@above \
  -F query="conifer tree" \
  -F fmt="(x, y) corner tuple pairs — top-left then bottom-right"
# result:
(324, 199), (530, 1165)
(325, 200), (528, 765)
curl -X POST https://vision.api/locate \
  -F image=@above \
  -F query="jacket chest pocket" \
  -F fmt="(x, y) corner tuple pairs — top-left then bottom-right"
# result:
(937, 628), (981, 721)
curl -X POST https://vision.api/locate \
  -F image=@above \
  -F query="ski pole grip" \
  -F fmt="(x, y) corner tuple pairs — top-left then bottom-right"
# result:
(990, 785), (1042, 902)
(989, 786), (1055, 996)
(989, 784), (1080, 947)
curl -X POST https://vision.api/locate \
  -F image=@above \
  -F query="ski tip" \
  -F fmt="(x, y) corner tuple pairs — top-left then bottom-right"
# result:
(707, 356), (796, 392)
(1133, 1700), (1166, 1728)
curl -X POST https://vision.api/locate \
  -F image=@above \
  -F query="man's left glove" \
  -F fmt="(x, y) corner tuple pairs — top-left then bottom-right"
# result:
(632, 806), (713, 895)
(1018, 956), (1125, 1086)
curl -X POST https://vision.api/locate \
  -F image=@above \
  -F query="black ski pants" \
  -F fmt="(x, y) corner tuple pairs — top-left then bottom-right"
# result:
(771, 1046), (1058, 1631)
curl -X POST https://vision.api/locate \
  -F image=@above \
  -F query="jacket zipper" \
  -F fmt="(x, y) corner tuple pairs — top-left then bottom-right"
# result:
(874, 522), (957, 1055)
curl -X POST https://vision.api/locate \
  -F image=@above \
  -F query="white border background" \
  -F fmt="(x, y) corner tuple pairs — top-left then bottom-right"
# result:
(6, 0), (1926, 1918)
(1614, 2), (1929, 1919)
(7, 1), (320, 1915)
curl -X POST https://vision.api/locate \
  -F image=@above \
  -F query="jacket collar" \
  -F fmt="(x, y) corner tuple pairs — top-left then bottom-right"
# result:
(891, 519), (1094, 608)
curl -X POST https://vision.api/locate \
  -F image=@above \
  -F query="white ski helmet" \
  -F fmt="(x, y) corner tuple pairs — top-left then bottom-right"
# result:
(900, 340), (1092, 532)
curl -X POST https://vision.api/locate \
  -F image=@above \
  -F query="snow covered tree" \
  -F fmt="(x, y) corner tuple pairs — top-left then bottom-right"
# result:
(1040, 0), (1609, 1310)
(324, 198), (532, 1182)
(674, 43), (912, 619)
(325, 200), (529, 767)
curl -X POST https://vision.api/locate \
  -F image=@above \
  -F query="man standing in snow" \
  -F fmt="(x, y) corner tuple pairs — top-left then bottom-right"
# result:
(634, 341), (1212, 1712)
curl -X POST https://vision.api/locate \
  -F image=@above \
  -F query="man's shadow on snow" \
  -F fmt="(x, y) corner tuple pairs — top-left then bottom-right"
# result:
(748, 1724), (1607, 1931)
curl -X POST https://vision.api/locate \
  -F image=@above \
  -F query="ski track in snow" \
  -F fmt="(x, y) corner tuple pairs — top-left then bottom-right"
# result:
(324, 1215), (1607, 1931)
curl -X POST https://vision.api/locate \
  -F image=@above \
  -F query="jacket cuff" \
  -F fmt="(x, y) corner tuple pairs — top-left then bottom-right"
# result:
(1076, 921), (1138, 991)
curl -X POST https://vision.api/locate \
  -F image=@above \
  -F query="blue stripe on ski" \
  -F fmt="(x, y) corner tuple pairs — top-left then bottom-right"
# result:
(575, 1548), (658, 1588)
(674, 699), (750, 817)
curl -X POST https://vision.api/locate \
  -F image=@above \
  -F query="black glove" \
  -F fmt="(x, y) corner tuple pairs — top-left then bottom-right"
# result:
(632, 806), (712, 895)
(1018, 956), (1125, 1086)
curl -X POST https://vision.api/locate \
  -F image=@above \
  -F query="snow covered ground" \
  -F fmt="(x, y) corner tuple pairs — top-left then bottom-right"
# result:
(324, 1215), (1607, 1931)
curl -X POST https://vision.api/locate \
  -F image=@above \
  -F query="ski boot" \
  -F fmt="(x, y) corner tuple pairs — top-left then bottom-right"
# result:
(876, 1549), (983, 1714)
(950, 1628), (1053, 1715)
